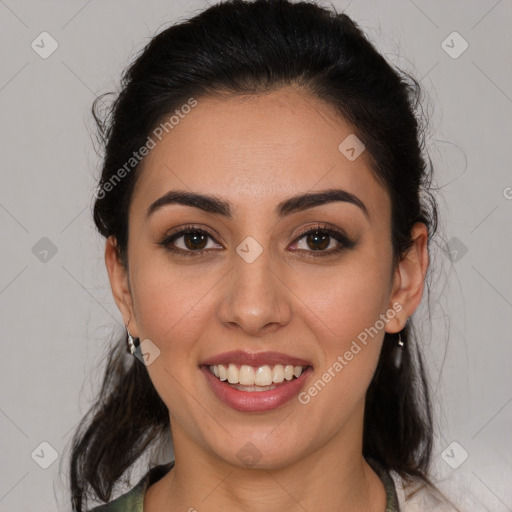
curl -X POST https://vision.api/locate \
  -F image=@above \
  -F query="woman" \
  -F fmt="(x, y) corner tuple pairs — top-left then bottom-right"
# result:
(69, 0), (459, 510)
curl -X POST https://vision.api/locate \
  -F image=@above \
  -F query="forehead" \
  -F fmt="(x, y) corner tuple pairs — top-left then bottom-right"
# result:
(130, 86), (389, 222)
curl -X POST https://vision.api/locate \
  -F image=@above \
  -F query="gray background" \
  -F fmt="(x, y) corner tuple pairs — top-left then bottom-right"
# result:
(0, 0), (511, 510)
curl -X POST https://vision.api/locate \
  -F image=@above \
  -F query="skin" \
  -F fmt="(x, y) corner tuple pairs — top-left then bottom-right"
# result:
(105, 85), (428, 512)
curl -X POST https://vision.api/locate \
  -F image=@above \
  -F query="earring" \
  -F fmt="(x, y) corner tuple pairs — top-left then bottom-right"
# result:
(393, 331), (405, 369)
(126, 319), (139, 356)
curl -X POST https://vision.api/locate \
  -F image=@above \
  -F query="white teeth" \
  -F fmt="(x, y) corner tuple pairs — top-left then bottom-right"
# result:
(272, 364), (285, 383)
(239, 365), (255, 385)
(227, 363), (238, 384)
(230, 383), (276, 392)
(208, 363), (306, 386)
(284, 365), (294, 380)
(218, 364), (227, 381)
(254, 366), (273, 386)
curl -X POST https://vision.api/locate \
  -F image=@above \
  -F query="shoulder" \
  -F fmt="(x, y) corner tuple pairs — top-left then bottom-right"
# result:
(389, 471), (461, 512)
(86, 462), (175, 512)
(87, 481), (144, 512)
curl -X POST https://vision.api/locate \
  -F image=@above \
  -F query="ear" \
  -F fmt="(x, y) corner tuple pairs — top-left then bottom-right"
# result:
(385, 222), (429, 333)
(104, 236), (139, 337)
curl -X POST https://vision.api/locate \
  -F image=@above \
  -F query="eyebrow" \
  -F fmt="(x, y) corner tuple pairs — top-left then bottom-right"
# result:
(146, 188), (370, 221)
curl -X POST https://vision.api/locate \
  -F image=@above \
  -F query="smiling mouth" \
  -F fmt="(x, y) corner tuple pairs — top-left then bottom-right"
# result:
(206, 363), (310, 391)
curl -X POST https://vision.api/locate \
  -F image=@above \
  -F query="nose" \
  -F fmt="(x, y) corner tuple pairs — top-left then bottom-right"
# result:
(217, 246), (292, 337)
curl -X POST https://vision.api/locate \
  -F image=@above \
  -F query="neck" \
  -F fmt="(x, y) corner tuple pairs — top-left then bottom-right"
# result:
(145, 403), (387, 512)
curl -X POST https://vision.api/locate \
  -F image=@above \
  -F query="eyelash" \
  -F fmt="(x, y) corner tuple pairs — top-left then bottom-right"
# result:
(158, 223), (355, 258)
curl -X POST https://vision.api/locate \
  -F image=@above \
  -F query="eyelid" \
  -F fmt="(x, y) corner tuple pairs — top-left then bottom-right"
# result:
(165, 223), (220, 241)
(292, 222), (351, 241)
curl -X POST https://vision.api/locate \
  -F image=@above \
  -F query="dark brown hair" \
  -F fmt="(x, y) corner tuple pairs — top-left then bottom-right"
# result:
(69, 1), (440, 510)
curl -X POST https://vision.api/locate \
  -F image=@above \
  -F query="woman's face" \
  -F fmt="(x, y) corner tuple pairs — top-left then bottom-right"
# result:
(107, 86), (424, 469)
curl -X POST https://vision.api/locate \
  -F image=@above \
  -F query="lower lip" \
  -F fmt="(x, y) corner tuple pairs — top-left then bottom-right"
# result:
(201, 365), (313, 413)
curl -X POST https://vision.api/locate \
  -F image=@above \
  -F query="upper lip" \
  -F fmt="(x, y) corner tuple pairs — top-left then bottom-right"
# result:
(201, 350), (312, 368)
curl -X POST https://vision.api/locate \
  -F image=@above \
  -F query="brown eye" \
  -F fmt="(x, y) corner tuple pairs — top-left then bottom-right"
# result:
(182, 232), (209, 250)
(159, 226), (222, 256)
(291, 225), (355, 256)
(303, 231), (331, 251)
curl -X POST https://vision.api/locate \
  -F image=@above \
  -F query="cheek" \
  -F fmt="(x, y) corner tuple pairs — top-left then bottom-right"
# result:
(293, 276), (390, 436)
(293, 251), (392, 398)
(294, 250), (392, 341)
(126, 248), (230, 387)
(128, 250), (221, 363)
(128, 258), (216, 415)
